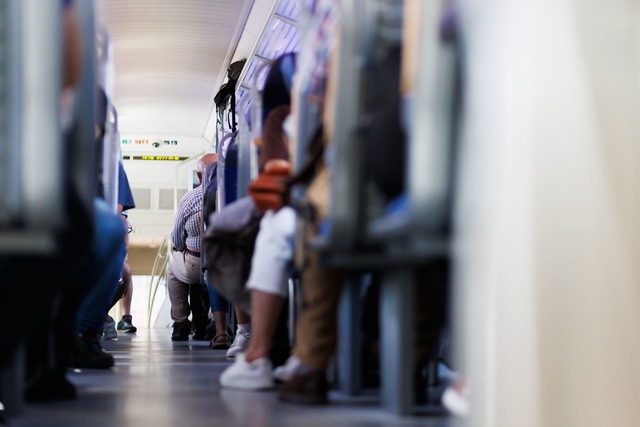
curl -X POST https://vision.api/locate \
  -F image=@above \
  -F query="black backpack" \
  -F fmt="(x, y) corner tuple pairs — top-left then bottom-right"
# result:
(203, 197), (261, 315)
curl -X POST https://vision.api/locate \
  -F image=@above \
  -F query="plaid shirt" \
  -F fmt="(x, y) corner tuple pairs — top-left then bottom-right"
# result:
(171, 185), (202, 253)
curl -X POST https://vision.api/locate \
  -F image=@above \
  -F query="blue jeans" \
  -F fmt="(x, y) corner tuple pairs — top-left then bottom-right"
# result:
(207, 278), (230, 313)
(75, 199), (127, 333)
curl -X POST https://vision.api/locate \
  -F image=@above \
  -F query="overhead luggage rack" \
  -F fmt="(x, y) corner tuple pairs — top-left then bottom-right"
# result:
(232, 0), (301, 202)
(234, 0), (300, 119)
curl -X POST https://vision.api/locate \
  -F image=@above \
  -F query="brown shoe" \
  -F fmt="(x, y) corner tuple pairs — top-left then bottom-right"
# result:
(72, 333), (114, 369)
(210, 333), (231, 350)
(278, 369), (329, 405)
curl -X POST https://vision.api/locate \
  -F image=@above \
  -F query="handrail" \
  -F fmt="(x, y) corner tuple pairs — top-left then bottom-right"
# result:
(146, 236), (173, 327)
(173, 151), (204, 213)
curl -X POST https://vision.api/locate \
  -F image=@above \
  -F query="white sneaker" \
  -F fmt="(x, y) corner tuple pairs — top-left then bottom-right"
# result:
(272, 355), (302, 382)
(441, 384), (470, 417)
(226, 332), (251, 358)
(219, 354), (275, 391)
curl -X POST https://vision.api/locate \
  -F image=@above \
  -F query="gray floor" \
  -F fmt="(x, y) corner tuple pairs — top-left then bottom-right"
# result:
(11, 329), (453, 427)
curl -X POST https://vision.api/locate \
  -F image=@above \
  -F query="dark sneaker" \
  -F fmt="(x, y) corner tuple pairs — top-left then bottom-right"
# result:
(192, 329), (208, 341)
(192, 319), (210, 341)
(171, 320), (191, 341)
(278, 368), (329, 405)
(117, 315), (138, 333)
(72, 333), (114, 369)
(103, 316), (117, 340)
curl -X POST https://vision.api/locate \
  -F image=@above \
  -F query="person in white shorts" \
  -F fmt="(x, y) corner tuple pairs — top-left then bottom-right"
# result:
(220, 53), (299, 389)
(219, 193), (296, 390)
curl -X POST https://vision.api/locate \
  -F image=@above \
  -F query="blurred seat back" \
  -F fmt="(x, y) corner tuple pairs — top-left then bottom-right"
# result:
(0, 0), (65, 253)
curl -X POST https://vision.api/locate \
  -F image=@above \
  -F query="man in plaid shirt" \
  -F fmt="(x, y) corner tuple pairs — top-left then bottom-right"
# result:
(168, 153), (217, 341)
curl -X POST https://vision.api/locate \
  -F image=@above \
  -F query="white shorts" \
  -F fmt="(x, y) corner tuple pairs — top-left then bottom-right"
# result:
(246, 206), (296, 297)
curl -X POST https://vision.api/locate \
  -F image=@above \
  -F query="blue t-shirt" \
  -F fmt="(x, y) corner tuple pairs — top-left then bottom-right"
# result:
(118, 162), (136, 211)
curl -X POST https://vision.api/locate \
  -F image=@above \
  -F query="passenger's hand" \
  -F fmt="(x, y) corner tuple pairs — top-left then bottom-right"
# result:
(248, 160), (291, 212)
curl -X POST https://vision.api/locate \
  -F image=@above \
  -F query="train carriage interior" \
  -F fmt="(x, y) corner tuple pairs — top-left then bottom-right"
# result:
(2, 0), (640, 426)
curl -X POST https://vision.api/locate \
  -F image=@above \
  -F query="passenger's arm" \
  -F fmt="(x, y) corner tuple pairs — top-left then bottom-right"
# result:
(170, 199), (188, 251)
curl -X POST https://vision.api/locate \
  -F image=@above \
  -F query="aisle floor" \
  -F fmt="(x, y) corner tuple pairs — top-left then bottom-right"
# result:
(12, 328), (453, 427)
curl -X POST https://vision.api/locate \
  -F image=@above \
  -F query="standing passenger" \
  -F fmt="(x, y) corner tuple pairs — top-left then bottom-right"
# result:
(103, 161), (137, 338)
(168, 153), (229, 345)
(116, 160), (137, 333)
(103, 161), (138, 339)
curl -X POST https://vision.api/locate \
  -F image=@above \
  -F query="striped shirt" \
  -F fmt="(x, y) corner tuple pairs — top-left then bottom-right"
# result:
(171, 186), (202, 253)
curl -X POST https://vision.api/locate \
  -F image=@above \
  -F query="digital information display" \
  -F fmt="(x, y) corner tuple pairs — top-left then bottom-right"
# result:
(122, 139), (179, 146)
(131, 155), (190, 161)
